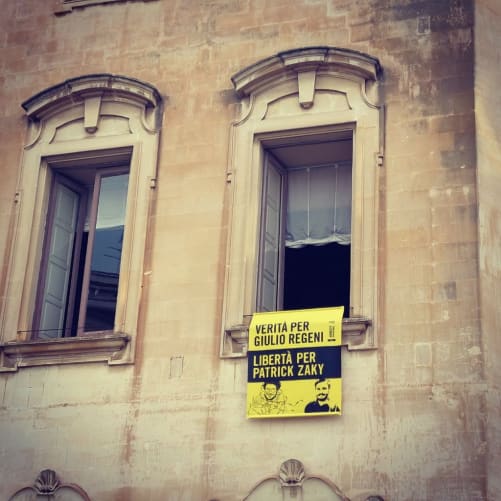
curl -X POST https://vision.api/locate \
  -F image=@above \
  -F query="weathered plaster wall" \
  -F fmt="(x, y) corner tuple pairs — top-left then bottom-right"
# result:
(475, 1), (501, 499)
(0, 1), (487, 500)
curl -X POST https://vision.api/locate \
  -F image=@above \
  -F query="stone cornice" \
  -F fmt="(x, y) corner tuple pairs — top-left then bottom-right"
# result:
(231, 46), (382, 98)
(22, 74), (162, 121)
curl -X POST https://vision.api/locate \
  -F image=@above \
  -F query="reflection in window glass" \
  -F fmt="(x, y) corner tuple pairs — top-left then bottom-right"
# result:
(85, 174), (129, 331)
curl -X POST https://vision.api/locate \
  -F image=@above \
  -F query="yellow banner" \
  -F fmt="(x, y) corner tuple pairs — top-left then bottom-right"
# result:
(249, 307), (343, 350)
(247, 307), (343, 419)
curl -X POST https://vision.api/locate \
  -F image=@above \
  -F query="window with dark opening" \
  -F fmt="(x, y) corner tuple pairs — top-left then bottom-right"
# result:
(257, 131), (352, 316)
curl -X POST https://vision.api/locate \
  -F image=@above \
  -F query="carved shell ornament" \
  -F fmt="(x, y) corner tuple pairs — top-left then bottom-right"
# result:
(35, 469), (60, 494)
(279, 458), (305, 486)
(243, 458), (384, 500)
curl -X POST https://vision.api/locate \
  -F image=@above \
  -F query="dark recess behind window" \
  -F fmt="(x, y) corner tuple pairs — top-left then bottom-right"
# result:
(283, 242), (350, 316)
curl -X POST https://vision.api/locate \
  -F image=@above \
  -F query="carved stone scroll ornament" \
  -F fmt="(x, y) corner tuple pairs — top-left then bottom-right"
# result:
(8, 469), (91, 500)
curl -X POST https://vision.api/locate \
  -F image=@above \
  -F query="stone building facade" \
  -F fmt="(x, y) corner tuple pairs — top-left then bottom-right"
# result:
(0, 0), (499, 499)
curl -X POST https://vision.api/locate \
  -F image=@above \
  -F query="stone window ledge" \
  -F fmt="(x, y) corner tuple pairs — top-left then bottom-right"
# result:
(55, 0), (158, 15)
(0, 332), (130, 372)
(221, 317), (373, 358)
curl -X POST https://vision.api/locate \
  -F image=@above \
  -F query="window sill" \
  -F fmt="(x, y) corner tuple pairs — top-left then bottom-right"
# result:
(55, 0), (157, 15)
(221, 317), (374, 358)
(0, 332), (130, 372)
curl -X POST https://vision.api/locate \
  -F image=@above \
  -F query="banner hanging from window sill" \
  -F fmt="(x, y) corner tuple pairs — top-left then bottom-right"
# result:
(247, 306), (343, 419)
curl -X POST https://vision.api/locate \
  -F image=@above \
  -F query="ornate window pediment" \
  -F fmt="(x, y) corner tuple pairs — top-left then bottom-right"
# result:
(231, 46), (381, 102)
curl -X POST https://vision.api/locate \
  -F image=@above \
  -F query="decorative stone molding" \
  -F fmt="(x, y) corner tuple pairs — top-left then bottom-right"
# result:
(243, 459), (385, 501)
(0, 332), (129, 372)
(22, 74), (162, 133)
(243, 459), (343, 500)
(8, 469), (91, 500)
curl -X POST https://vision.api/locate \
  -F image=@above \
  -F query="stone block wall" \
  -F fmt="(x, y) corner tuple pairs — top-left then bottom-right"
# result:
(0, 1), (492, 500)
(475, 1), (501, 499)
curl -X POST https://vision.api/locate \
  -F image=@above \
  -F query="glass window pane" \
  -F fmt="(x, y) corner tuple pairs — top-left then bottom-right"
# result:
(84, 173), (129, 331)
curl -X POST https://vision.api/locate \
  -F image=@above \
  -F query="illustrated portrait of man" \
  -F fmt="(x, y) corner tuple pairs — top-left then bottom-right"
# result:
(304, 378), (340, 413)
(248, 379), (287, 416)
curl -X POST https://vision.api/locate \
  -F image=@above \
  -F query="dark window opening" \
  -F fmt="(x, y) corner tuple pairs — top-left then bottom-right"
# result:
(257, 130), (353, 315)
(283, 242), (350, 315)
(67, 230), (88, 337)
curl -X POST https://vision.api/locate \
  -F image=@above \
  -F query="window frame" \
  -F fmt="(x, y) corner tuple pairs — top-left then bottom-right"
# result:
(257, 133), (354, 314)
(220, 47), (383, 357)
(0, 74), (163, 371)
(34, 165), (130, 339)
(256, 151), (287, 313)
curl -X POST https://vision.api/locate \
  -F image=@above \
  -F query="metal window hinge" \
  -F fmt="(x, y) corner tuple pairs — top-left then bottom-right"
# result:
(149, 177), (157, 189)
(14, 191), (21, 204)
(376, 154), (384, 167)
(226, 171), (233, 184)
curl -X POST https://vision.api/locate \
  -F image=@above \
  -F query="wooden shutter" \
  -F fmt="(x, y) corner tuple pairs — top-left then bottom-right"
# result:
(256, 153), (287, 312)
(38, 180), (80, 338)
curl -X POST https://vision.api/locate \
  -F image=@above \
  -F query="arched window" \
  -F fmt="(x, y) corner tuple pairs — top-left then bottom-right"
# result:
(0, 74), (163, 370)
(221, 47), (383, 356)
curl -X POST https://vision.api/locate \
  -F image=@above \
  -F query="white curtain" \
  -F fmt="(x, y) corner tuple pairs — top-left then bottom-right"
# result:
(285, 162), (352, 248)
